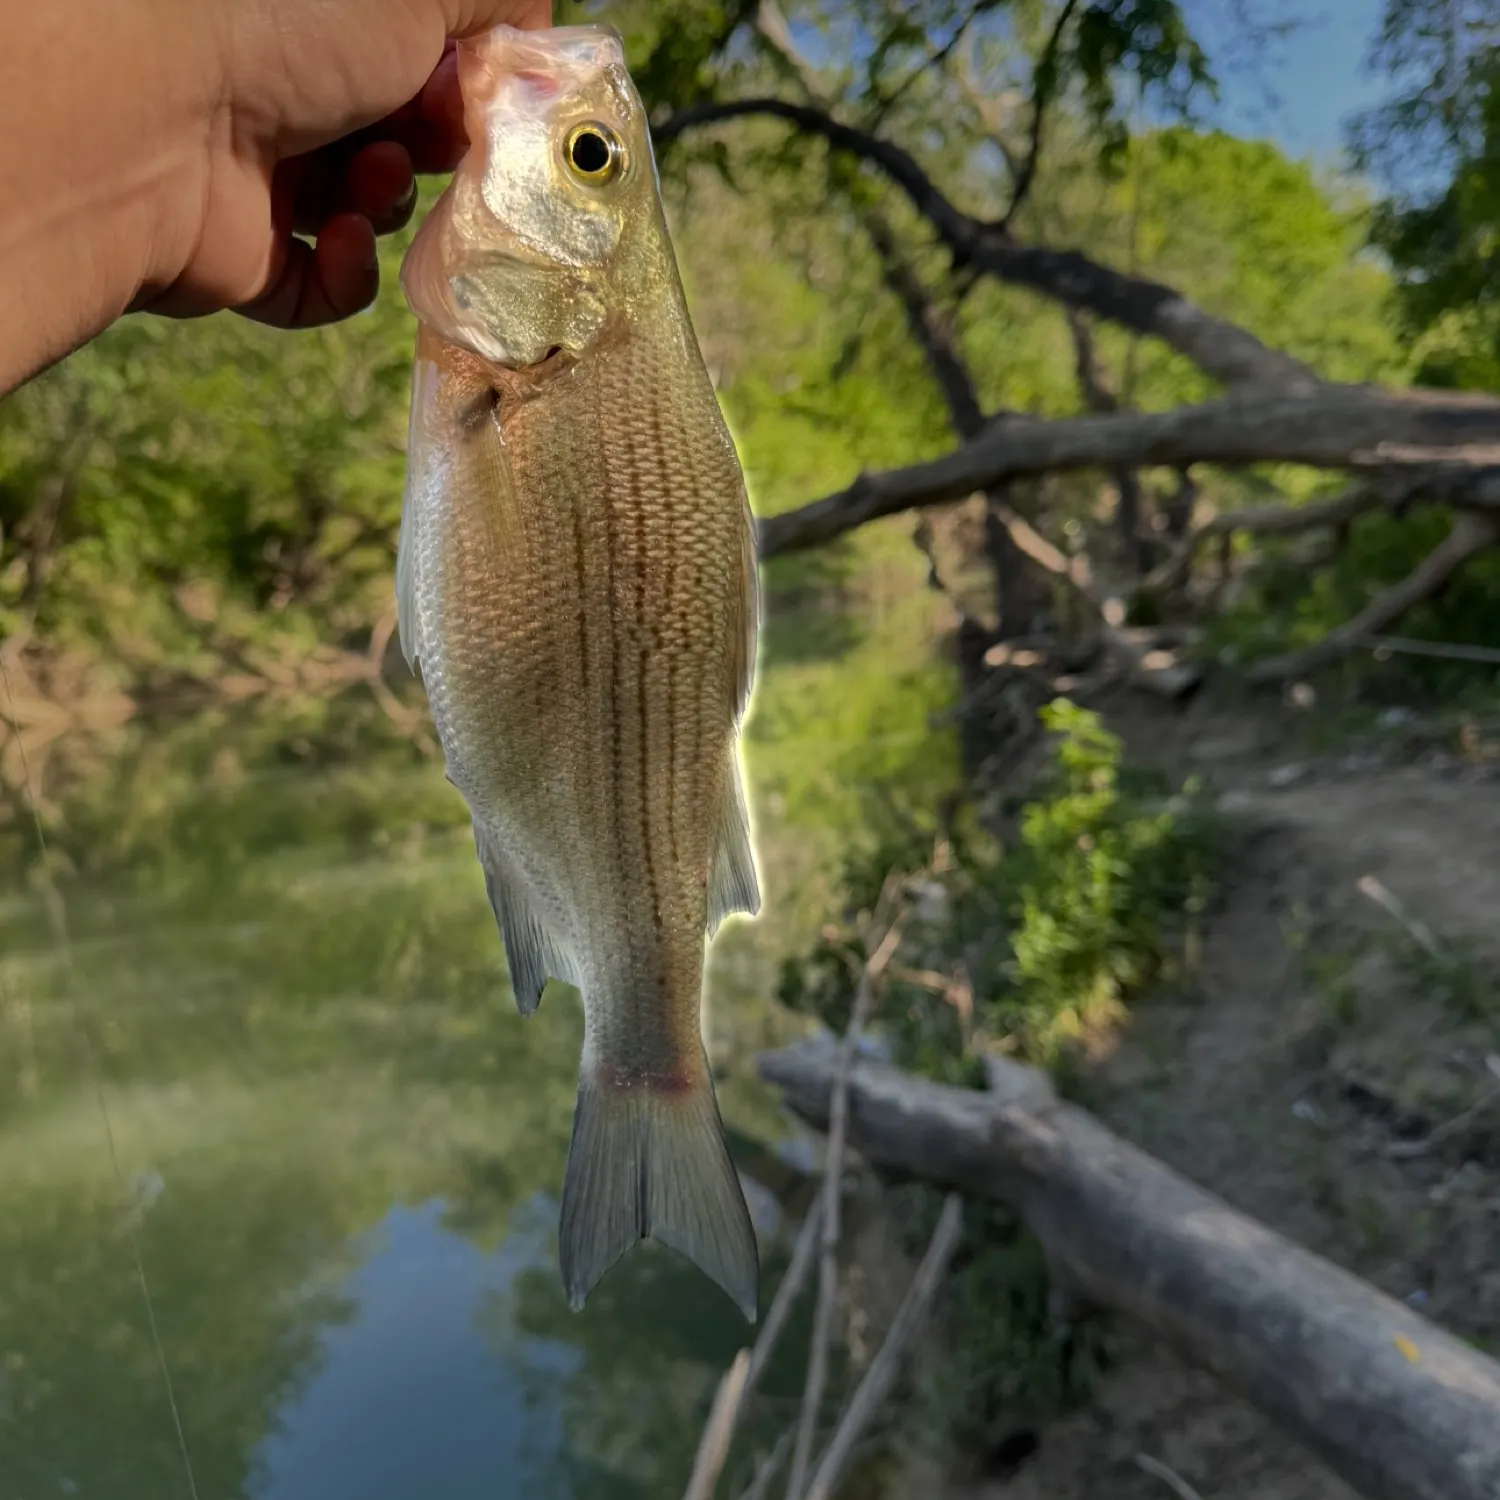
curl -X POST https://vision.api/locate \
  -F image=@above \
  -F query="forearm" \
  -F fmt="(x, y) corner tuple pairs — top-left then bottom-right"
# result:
(0, 2), (215, 394)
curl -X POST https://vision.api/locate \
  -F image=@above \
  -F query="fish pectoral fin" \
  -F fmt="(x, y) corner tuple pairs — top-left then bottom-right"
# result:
(708, 756), (761, 936)
(559, 1050), (759, 1322)
(473, 825), (575, 1016)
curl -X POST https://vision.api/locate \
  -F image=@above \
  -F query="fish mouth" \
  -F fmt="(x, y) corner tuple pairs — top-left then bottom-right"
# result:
(459, 23), (627, 110)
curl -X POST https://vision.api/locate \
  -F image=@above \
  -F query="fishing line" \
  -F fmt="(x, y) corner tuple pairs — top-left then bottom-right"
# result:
(0, 653), (200, 1500)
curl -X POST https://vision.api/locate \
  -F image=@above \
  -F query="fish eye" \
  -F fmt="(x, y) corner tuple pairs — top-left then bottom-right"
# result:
(565, 122), (624, 184)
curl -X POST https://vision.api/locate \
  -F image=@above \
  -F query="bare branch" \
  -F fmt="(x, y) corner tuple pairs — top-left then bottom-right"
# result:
(954, 49), (1025, 181)
(755, 387), (1500, 559)
(683, 1200), (825, 1500)
(683, 1351), (752, 1500)
(653, 98), (1319, 392)
(1245, 511), (1500, 682)
(785, 898), (908, 1500)
(800, 1195), (965, 1500)
(753, 0), (826, 99)
(736, 1428), (792, 1500)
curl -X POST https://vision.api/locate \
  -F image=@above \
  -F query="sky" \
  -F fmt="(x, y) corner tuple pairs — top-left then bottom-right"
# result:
(1192, 0), (1391, 166)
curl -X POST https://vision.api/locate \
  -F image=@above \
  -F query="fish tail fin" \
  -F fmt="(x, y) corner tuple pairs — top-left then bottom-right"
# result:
(559, 1049), (759, 1322)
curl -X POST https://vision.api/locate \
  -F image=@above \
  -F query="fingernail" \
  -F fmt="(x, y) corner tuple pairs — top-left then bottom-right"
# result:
(397, 177), (418, 214)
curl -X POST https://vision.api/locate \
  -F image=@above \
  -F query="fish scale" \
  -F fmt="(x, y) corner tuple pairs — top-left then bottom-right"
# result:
(396, 22), (763, 1319)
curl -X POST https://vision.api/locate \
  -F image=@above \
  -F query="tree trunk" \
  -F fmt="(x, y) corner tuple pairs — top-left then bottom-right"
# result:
(757, 1039), (1500, 1500)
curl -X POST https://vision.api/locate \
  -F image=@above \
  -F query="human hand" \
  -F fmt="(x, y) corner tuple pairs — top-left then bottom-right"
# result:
(144, 1), (553, 330)
(0, 1), (552, 394)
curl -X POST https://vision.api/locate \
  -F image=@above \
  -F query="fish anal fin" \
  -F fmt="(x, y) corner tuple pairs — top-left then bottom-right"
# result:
(559, 1051), (759, 1322)
(708, 755), (761, 936)
(473, 825), (575, 1016)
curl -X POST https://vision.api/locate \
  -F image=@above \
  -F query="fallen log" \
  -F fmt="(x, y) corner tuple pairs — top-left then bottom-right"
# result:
(756, 1038), (1500, 1500)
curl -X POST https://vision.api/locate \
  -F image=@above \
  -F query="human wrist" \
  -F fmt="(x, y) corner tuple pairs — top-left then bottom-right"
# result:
(0, 2), (221, 392)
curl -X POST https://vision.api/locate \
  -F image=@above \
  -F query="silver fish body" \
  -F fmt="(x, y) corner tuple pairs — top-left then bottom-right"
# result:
(397, 23), (761, 1319)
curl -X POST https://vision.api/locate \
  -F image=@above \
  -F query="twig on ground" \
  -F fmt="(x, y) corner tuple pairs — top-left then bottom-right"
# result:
(801, 1194), (966, 1500)
(1365, 634), (1500, 667)
(785, 887), (910, 1500)
(683, 1351), (752, 1500)
(1134, 1452), (1206, 1500)
(1357, 874), (1443, 960)
(1385, 1089), (1500, 1160)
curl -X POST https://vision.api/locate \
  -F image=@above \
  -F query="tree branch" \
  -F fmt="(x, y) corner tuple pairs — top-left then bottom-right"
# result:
(654, 98), (1320, 392)
(753, 0), (826, 100)
(1067, 309), (1152, 571)
(864, 214), (987, 439)
(869, 0), (1008, 127)
(987, 498), (1200, 697)
(755, 386), (1500, 559)
(1001, 0), (1081, 228)
(1244, 511), (1500, 682)
(1141, 485), (1390, 595)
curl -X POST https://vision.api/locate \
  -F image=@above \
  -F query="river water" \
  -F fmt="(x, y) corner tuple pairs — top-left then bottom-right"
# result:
(0, 559), (955, 1498)
(0, 735), (825, 1500)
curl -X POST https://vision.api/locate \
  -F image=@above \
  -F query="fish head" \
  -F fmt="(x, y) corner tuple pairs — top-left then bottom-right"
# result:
(401, 23), (662, 369)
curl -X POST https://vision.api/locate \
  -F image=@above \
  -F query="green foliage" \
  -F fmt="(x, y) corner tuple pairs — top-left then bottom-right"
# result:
(896, 1192), (1113, 1458)
(1071, 1), (1216, 166)
(778, 698), (1220, 1073)
(1350, 2), (1500, 386)
(1205, 503), (1500, 699)
(777, 699), (1219, 1463)
(1385, 930), (1496, 1026)
(0, 213), (420, 677)
(1004, 699), (1217, 1060)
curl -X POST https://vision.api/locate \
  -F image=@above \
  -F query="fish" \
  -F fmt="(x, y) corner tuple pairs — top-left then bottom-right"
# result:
(396, 22), (762, 1321)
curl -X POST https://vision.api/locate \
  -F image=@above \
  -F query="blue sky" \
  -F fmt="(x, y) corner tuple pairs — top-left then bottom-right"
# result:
(1195, 0), (1391, 165)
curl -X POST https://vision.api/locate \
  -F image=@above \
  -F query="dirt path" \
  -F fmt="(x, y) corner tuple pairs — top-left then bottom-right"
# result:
(941, 699), (1500, 1500)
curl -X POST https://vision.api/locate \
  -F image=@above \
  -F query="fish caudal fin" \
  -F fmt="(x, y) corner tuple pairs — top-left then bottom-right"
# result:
(559, 1052), (759, 1321)
(708, 757), (760, 936)
(473, 823), (576, 1016)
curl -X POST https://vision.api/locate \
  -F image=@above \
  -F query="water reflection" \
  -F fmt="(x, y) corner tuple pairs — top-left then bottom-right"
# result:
(0, 745), (803, 1499)
(253, 1199), (576, 1500)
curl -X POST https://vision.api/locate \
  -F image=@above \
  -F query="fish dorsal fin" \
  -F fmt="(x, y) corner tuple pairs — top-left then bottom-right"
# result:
(707, 496), (761, 936)
(733, 505), (759, 725)
(473, 822), (578, 1016)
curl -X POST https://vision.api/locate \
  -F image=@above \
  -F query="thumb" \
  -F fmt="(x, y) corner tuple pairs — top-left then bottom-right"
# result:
(444, 1), (554, 36)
